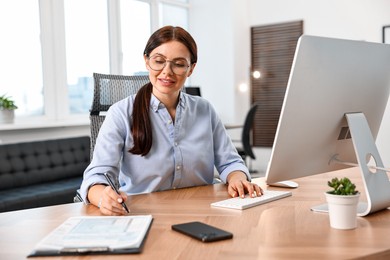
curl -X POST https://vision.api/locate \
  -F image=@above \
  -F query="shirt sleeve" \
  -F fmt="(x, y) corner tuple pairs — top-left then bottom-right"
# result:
(79, 98), (132, 203)
(208, 103), (251, 183)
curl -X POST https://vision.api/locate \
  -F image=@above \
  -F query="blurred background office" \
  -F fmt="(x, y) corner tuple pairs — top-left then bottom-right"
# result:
(1, 0), (390, 175)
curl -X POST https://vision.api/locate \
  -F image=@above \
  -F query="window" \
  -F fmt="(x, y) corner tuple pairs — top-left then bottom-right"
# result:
(120, 0), (151, 76)
(64, 0), (109, 114)
(1, 0), (189, 124)
(160, 3), (188, 29)
(0, 0), (43, 117)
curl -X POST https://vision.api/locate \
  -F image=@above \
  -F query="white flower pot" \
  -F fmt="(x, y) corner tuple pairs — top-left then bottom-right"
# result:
(325, 192), (360, 230)
(0, 109), (15, 124)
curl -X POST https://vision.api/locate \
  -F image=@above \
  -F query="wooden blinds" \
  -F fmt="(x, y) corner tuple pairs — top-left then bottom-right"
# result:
(251, 20), (303, 147)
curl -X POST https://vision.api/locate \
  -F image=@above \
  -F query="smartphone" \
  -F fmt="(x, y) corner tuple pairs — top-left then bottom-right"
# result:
(171, 221), (233, 242)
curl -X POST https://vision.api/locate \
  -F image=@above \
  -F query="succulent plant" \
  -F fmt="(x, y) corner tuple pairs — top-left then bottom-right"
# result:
(327, 177), (358, 195)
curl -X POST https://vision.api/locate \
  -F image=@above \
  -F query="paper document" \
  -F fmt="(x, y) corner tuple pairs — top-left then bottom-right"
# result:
(28, 215), (153, 257)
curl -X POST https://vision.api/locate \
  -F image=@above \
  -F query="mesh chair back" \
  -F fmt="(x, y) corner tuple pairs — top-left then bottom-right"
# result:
(184, 86), (201, 96)
(90, 73), (150, 159)
(241, 104), (259, 160)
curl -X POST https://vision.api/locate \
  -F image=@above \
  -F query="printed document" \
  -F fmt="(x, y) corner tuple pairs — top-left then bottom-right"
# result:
(28, 215), (153, 256)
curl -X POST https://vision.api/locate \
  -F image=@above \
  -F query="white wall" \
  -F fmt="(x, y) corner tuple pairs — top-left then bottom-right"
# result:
(0, 125), (90, 144)
(190, 0), (390, 173)
(189, 0), (236, 123)
(2, 0), (390, 172)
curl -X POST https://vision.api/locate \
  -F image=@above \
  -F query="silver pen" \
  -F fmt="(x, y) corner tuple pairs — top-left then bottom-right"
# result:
(103, 172), (130, 213)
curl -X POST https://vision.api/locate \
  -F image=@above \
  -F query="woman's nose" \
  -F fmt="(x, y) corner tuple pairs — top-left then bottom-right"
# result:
(161, 61), (174, 75)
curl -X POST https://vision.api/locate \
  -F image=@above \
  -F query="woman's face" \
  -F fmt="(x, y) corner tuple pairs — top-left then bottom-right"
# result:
(144, 40), (196, 100)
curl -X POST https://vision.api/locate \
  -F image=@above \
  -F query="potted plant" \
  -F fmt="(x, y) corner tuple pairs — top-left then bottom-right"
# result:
(325, 177), (360, 230)
(0, 94), (18, 124)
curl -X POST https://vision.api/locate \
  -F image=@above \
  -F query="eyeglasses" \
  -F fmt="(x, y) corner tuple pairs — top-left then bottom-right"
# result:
(147, 54), (190, 75)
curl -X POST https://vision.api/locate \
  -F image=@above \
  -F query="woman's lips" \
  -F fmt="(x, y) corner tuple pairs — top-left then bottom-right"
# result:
(158, 78), (175, 86)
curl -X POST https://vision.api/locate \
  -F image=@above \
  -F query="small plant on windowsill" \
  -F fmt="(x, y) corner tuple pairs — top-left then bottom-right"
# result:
(0, 94), (18, 124)
(325, 177), (360, 230)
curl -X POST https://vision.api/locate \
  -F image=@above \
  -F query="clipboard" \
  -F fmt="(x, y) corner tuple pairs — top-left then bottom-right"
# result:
(27, 215), (153, 257)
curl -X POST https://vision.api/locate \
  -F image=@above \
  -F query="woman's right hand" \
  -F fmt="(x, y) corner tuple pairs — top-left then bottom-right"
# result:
(88, 184), (129, 216)
(100, 186), (129, 215)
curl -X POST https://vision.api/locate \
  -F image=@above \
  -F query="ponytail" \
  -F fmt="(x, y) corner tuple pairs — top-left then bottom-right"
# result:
(129, 83), (153, 156)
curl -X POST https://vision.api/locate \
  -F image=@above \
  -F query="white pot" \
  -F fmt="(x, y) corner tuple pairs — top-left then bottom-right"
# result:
(325, 192), (360, 230)
(0, 109), (15, 124)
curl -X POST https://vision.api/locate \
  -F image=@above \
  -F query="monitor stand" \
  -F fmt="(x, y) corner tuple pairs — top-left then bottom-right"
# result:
(311, 112), (390, 216)
(268, 180), (299, 188)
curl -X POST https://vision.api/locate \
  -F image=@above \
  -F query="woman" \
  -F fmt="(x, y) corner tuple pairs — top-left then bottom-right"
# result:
(80, 26), (262, 215)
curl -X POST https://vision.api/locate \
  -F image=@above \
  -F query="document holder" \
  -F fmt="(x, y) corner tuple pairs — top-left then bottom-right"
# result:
(27, 215), (153, 257)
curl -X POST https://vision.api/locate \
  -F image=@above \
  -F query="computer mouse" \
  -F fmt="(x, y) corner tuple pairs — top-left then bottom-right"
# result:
(269, 180), (299, 188)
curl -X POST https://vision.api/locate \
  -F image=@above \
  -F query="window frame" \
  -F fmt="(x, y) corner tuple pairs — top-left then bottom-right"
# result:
(0, 0), (189, 130)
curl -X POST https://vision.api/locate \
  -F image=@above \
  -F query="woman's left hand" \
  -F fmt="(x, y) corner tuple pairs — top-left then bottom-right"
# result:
(226, 171), (263, 198)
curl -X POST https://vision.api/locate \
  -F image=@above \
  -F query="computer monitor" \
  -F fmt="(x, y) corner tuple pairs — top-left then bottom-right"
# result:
(264, 35), (390, 216)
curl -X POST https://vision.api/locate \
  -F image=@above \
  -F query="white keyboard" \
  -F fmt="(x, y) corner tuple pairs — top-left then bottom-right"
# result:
(211, 190), (292, 210)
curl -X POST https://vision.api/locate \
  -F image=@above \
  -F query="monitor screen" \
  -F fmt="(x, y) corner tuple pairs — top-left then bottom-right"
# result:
(265, 35), (390, 187)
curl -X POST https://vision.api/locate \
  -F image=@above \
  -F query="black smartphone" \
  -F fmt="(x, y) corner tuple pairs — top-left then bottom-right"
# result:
(171, 221), (233, 242)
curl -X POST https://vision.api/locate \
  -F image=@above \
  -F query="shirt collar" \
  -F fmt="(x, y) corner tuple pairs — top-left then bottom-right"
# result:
(150, 94), (161, 112)
(150, 92), (187, 112)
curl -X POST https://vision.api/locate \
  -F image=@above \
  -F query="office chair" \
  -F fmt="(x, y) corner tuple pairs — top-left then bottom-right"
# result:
(89, 73), (150, 159)
(184, 86), (201, 96)
(74, 73), (150, 203)
(232, 104), (259, 174)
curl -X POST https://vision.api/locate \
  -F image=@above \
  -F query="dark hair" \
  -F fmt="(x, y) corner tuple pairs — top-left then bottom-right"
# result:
(129, 26), (197, 156)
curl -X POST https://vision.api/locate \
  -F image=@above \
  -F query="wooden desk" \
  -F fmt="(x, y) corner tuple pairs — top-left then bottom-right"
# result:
(1, 167), (390, 259)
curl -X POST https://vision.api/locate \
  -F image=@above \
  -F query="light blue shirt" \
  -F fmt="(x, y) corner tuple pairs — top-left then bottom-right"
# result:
(79, 92), (250, 202)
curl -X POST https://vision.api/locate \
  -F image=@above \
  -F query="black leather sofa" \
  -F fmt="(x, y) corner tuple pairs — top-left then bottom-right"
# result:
(0, 136), (90, 213)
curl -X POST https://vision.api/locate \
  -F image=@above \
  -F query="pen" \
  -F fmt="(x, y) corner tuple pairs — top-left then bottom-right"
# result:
(103, 172), (130, 213)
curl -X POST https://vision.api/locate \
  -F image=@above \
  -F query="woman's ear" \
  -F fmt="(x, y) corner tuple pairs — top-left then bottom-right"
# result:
(144, 54), (149, 71)
(187, 63), (197, 77)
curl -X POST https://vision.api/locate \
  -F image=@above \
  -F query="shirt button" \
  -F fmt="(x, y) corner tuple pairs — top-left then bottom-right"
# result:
(174, 142), (178, 146)
(176, 165), (181, 170)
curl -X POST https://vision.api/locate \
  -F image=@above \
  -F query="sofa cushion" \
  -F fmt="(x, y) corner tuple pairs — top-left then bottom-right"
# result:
(0, 136), (90, 190)
(0, 177), (82, 212)
(0, 136), (90, 212)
